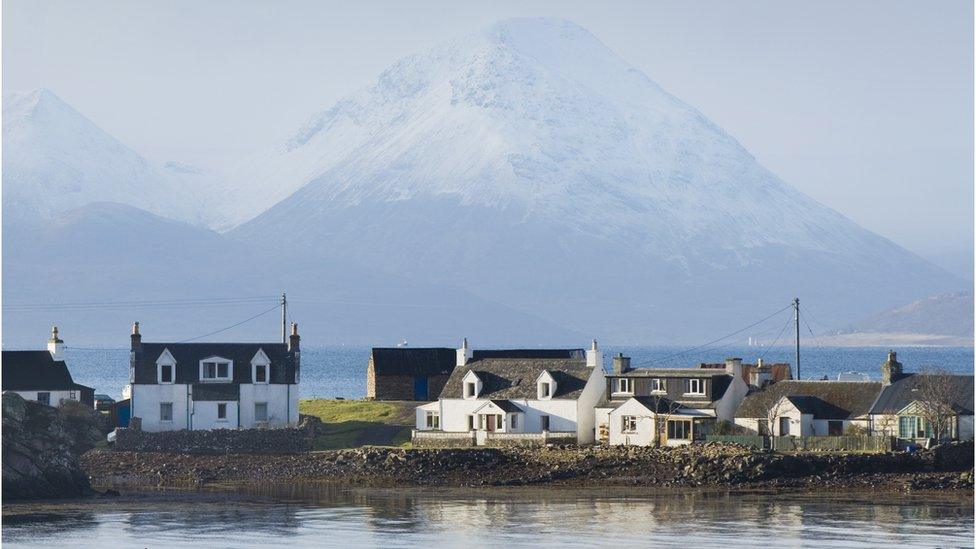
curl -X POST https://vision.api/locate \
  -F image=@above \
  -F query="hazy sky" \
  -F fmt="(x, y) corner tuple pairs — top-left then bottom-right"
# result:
(4, 0), (973, 276)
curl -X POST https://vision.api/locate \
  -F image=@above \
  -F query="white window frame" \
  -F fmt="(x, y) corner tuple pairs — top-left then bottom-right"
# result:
(467, 415), (475, 431)
(686, 378), (705, 395)
(651, 378), (666, 393)
(614, 378), (634, 395)
(622, 415), (638, 433)
(425, 411), (440, 429)
(462, 371), (482, 399)
(216, 402), (228, 421)
(199, 356), (233, 382)
(254, 402), (268, 422)
(160, 402), (173, 422)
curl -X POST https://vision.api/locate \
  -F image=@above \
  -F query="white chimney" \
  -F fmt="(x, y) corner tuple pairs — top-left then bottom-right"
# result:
(47, 326), (65, 361)
(724, 357), (743, 379)
(586, 339), (603, 369)
(457, 337), (472, 366)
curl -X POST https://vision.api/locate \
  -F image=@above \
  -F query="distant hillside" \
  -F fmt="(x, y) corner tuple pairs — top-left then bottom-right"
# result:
(821, 291), (973, 347)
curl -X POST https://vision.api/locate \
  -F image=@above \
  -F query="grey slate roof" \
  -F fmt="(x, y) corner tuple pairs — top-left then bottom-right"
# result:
(735, 380), (883, 419)
(440, 357), (590, 400)
(631, 395), (685, 413)
(617, 368), (732, 378)
(484, 399), (523, 413)
(869, 374), (974, 415)
(1, 351), (93, 392)
(134, 342), (296, 385)
(472, 349), (585, 360)
(370, 347), (456, 377)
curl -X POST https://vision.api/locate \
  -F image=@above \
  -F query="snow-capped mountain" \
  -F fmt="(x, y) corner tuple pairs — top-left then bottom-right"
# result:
(233, 18), (959, 341)
(2, 89), (209, 226)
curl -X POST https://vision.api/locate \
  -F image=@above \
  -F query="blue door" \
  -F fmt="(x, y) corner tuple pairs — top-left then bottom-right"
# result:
(414, 376), (429, 400)
(118, 402), (131, 428)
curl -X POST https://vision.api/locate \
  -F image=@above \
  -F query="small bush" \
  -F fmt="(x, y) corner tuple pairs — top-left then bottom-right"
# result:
(844, 424), (869, 436)
(712, 420), (747, 436)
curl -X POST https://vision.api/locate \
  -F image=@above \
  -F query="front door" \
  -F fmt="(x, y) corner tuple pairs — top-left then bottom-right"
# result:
(486, 414), (496, 432)
(779, 417), (791, 436)
(413, 376), (428, 400)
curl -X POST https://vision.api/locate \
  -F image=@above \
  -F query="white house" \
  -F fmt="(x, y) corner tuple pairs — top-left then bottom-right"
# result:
(414, 339), (606, 445)
(1, 327), (94, 407)
(597, 356), (751, 446)
(733, 380), (881, 436)
(126, 322), (301, 432)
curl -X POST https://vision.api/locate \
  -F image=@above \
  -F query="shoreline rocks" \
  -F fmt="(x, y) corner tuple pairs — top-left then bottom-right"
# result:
(81, 440), (975, 493)
(3, 393), (107, 500)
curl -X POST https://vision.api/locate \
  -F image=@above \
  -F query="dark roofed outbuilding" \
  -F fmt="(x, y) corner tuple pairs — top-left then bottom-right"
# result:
(736, 380), (883, 420)
(367, 347), (456, 401)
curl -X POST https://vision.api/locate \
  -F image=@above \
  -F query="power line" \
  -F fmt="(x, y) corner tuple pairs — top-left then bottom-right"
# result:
(759, 315), (794, 361)
(177, 304), (282, 343)
(628, 302), (795, 369)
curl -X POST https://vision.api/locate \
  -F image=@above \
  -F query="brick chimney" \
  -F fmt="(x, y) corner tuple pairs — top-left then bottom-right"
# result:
(288, 322), (300, 352)
(47, 326), (65, 361)
(612, 352), (630, 374)
(881, 350), (903, 385)
(130, 321), (142, 352)
(457, 337), (472, 366)
(586, 339), (603, 369)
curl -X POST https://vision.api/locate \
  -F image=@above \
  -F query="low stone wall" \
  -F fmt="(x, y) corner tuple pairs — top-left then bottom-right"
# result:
(484, 432), (577, 447)
(112, 416), (321, 454)
(411, 430), (475, 448)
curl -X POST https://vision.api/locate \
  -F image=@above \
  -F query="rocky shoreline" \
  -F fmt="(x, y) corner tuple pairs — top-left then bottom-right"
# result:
(81, 441), (975, 494)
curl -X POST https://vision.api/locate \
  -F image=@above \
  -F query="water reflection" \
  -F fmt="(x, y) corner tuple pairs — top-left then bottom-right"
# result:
(3, 486), (972, 548)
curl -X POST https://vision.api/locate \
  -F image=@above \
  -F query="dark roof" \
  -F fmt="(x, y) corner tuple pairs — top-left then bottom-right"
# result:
(869, 373), (974, 415)
(472, 349), (585, 360)
(369, 347), (456, 376)
(735, 380), (883, 419)
(192, 383), (240, 401)
(135, 342), (296, 385)
(631, 396), (685, 413)
(440, 357), (591, 400)
(1, 351), (92, 392)
(485, 399), (523, 413)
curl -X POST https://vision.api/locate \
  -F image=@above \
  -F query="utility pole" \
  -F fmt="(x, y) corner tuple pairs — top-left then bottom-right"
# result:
(281, 292), (287, 344)
(793, 297), (800, 380)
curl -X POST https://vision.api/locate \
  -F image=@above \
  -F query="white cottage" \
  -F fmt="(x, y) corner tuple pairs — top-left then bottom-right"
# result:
(126, 322), (301, 432)
(733, 380), (881, 436)
(414, 339), (606, 445)
(1, 327), (94, 408)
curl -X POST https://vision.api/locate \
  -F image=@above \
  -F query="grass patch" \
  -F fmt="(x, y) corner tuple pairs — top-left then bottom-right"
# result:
(299, 399), (419, 450)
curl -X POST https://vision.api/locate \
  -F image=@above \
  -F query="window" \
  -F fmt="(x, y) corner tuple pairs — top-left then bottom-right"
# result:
(540, 415), (550, 431)
(539, 382), (551, 398)
(217, 403), (228, 421)
(615, 378), (634, 394)
(651, 378), (665, 393)
(255, 403), (268, 422)
(667, 419), (691, 440)
(159, 363), (173, 384)
(465, 382), (476, 398)
(828, 420), (843, 436)
(425, 411), (440, 429)
(686, 378), (705, 395)
(622, 415), (637, 433)
(467, 415), (475, 430)
(69, 390), (77, 400)
(201, 359), (232, 381)
(899, 416), (931, 439)
(254, 364), (268, 383)
(757, 419), (770, 436)
(160, 402), (173, 422)
(37, 392), (51, 406)
(511, 415), (518, 429)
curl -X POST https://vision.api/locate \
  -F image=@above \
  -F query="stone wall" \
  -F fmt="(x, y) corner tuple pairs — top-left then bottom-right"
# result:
(411, 430), (476, 448)
(113, 415), (320, 454)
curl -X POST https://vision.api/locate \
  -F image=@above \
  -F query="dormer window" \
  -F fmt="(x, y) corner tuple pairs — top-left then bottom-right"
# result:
(614, 378), (634, 394)
(156, 348), (176, 384)
(200, 357), (233, 382)
(651, 378), (665, 393)
(462, 371), (482, 399)
(251, 349), (270, 384)
(536, 370), (556, 400)
(686, 378), (705, 395)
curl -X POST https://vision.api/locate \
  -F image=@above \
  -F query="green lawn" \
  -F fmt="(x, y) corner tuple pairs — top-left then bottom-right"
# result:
(299, 399), (419, 450)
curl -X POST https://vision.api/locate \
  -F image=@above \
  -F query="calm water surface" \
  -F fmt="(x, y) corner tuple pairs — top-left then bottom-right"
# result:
(2, 486), (972, 548)
(59, 345), (974, 399)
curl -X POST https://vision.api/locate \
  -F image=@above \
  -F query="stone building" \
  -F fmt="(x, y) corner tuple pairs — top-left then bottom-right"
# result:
(366, 347), (457, 400)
